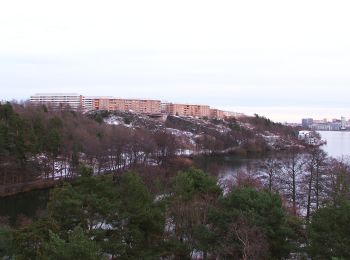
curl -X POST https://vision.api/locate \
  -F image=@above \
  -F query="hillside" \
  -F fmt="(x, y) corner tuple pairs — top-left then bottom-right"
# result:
(0, 102), (304, 196)
(88, 110), (302, 155)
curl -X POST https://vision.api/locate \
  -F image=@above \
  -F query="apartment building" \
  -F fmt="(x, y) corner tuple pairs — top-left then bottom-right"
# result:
(93, 98), (161, 115)
(161, 102), (171, 114)
(29, 93), (240, 119)
(165, 103), (210, 118)
(84, 96), (113, 112)
(93, 98), (111, 111)
(302, 118), (314, 128)
(137, 99), (161, 114)
(30, 93), (84, 110)
(209, 109), (225, 119)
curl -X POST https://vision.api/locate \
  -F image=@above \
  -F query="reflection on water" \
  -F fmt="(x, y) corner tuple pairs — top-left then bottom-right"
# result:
(0, 189), (50, 226)
(193, 155), (262, 179)
(318, 131), (350, 159)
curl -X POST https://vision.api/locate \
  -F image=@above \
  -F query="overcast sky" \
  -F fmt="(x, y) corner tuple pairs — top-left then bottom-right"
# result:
(1, 0), (350, 122)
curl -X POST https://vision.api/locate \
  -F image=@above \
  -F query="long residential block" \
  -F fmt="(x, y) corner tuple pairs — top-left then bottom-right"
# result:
(30, 93), (84, 110)
(165, 103), (210, 118)
(93, 98), (161, 114)
(30, 93), (242, 119)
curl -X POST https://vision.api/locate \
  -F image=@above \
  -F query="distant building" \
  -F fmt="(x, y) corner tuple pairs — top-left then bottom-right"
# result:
(209, 109), (225, 119)
(298, 130), (323, 145)
(160, 102), (171, 114)
(300, 115), (350, 131)
(30, 93), (241, 119)
(165, 103), (210, 118)
(83, 96), (113, 112)
(298, 130), (312, 140)
(341, 116), (347, 130)
(93, 98), (161, 115)
(30, 93), (84, 110)
(310, 122), (341, 131)
(302, 118), (314, 128)
(313, 119), (327, 124)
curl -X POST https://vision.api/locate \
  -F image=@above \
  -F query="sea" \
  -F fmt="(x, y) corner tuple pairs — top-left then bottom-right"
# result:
(318, 131), (350, 159)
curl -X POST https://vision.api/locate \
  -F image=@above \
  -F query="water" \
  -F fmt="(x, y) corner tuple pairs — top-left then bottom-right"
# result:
(0, 189), (50, 226)
(193, 155), (263, 181)
(318, 131), (350, 158)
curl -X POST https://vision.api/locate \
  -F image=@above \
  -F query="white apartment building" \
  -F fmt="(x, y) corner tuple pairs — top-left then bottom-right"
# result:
(30, 93), (83, 110)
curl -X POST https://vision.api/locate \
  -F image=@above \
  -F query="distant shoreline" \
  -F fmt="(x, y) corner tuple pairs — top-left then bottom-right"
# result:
(316, 130), (350, 132)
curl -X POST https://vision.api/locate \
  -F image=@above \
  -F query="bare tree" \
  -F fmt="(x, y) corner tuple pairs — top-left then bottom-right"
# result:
(154, 130), (178, 165)
(228, 219), (269, 260)
(259, 156), (282, 192)
(325, 158), (350, 205)
(280, 148), (305, 216)
(303, 147), (328, 221)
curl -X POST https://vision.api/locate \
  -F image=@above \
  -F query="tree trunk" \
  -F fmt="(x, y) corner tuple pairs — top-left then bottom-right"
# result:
(306, 168), (313, 222)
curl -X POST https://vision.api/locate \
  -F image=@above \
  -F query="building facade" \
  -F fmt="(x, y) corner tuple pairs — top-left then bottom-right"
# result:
(165, 103), (210, 118)
(84, 96), (113, 112)
(30, 93), (241, 119)
(30, 93), (84, 110)
(302, 118), (314, 128)
(93, 98), (161, 115)
(209, 109), (225, 119)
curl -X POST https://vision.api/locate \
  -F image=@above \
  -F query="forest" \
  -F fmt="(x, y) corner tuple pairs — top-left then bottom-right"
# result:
(0, 102), (350, 259)
(0, 102), (296, 187)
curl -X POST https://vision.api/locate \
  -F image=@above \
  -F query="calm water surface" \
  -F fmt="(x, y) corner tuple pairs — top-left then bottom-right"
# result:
(318, 131), (350, 158)
(0, 189), (49, 226)
(194, 155), (262, 177)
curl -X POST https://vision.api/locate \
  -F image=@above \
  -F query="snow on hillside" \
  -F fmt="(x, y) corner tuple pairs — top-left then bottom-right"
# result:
(90, 110), (301, 153)
(104, 115), (128, 126)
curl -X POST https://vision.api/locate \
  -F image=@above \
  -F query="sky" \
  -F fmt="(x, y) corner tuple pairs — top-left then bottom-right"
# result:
(1, 0), (350, 122)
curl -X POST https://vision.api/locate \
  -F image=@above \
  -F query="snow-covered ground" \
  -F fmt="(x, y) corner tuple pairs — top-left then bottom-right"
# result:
(104, 115), (133, 128)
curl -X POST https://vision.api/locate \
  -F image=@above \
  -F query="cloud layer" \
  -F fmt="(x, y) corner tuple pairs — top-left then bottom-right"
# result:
(1, 0), (350, 122)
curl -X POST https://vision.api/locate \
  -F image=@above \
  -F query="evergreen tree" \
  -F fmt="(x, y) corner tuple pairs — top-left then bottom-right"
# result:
(309, 201), (350, 259)
(41, 226), (104, 260)
(167, 168), (221, 259)
(209, 187), (296, 259)
(45, 167), (165, 258)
